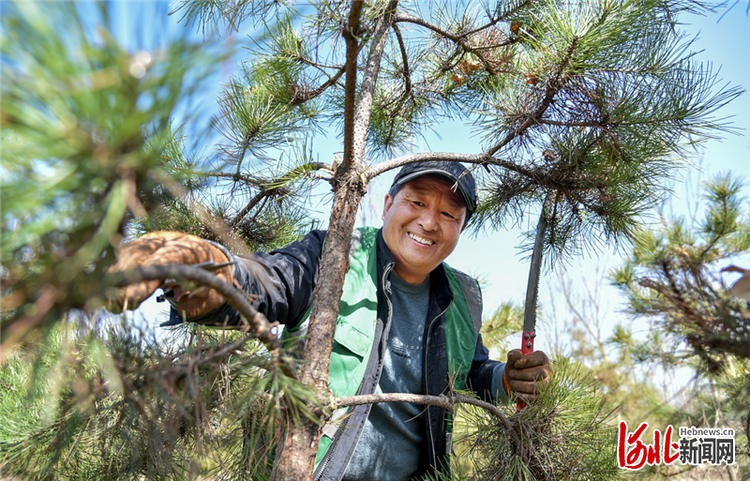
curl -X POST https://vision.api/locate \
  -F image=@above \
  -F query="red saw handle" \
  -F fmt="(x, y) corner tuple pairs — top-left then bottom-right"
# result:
(522, 330), (536, 356)
(516, 330), (536, 410)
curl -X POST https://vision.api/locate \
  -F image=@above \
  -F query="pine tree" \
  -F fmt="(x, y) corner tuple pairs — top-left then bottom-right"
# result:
(1, 1), (744, 479)
(613, 173), (750, 369)
(612, 173), (750, 478)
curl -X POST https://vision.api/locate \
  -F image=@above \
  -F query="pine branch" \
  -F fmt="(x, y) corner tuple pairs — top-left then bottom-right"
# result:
(295, 0), (400, 401)
(283, 0), (402, 401)
(365, 151), (537, 185)
(486, 35), (580, 157)
(334, 391), (520, 450)
(204, 171), (264, 185)
(698, 180), (737, 259)
(288, 27), (372, 106)
(292, 65), (347, 106)
(393, 13), (504, 75)
(107, 264), (281, 352)
(153, 170), (258, 254)
(207, 162), (334, 225)
(462, 1), (524, 37)
(114, 330), (255, 380)
(391, 23), (414, 106)
(1, 286), (57, 355)
(231, 189), (281, 226)
(336, 392), (454, 410)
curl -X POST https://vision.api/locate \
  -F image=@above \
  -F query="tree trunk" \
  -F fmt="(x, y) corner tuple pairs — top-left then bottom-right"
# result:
(269, 2), (396, 479)
(270, 176), (366, 480)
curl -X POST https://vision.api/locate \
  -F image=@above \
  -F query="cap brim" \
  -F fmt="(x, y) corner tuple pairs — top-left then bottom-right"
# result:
(396, 169), (473, 211)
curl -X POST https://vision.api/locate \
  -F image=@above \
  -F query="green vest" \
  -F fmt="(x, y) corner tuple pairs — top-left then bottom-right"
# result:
(284, 227), (481, 470)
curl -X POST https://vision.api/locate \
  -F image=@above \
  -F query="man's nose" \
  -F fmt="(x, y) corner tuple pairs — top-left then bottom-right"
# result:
(418, 207), (439, 231)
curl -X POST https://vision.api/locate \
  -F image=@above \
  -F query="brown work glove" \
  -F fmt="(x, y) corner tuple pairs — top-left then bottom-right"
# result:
(109, 231), (233, 318)
(503, 349), (554, 402)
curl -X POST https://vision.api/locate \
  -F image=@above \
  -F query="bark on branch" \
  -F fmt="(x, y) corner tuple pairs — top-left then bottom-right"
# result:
(270, 4), (399, 479)
(346, 1), (398, 168)
(365, 151), (543, 184)
(301, 0), (399, 393)
(341, 0), (365, 172)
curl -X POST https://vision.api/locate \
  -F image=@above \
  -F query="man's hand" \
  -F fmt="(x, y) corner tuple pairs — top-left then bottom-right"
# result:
(109, 231), (233, 318)
(503, 349), (554, 402)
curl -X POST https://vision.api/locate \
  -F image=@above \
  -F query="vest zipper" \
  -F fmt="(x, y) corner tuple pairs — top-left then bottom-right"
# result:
(313, 409), (350, 480)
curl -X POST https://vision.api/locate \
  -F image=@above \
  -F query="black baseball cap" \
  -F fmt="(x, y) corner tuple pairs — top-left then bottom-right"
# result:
(392, 161), (477, 223)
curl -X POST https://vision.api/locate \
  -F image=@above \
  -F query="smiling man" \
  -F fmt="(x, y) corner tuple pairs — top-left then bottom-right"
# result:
(112, 161), (553, 481)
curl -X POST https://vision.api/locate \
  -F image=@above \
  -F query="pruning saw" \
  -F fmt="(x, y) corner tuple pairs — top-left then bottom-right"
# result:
(518, 203), (549, 409)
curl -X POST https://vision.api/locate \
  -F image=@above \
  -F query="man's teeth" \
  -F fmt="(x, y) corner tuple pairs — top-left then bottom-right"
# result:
(409, 233), (434, 245)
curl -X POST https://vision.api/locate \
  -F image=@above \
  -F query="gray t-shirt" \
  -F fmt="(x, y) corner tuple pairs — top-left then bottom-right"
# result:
(343, 273), (430, 481)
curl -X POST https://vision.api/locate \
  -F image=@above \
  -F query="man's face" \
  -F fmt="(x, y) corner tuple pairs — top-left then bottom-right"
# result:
(382, 175), (467, 284)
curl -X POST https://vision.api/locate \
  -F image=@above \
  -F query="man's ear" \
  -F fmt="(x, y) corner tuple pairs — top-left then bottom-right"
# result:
(382, 193), (393, 221)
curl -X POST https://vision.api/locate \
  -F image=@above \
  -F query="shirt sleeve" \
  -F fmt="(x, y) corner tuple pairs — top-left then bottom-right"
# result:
(168, 229), (326, 328)
(490, 363), (510, 402)
(466, 333), (509, 403)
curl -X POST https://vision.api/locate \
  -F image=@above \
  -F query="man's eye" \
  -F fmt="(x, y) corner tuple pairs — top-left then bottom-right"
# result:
(442, 211), (456, 219)
(413, 201), (424, 207)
